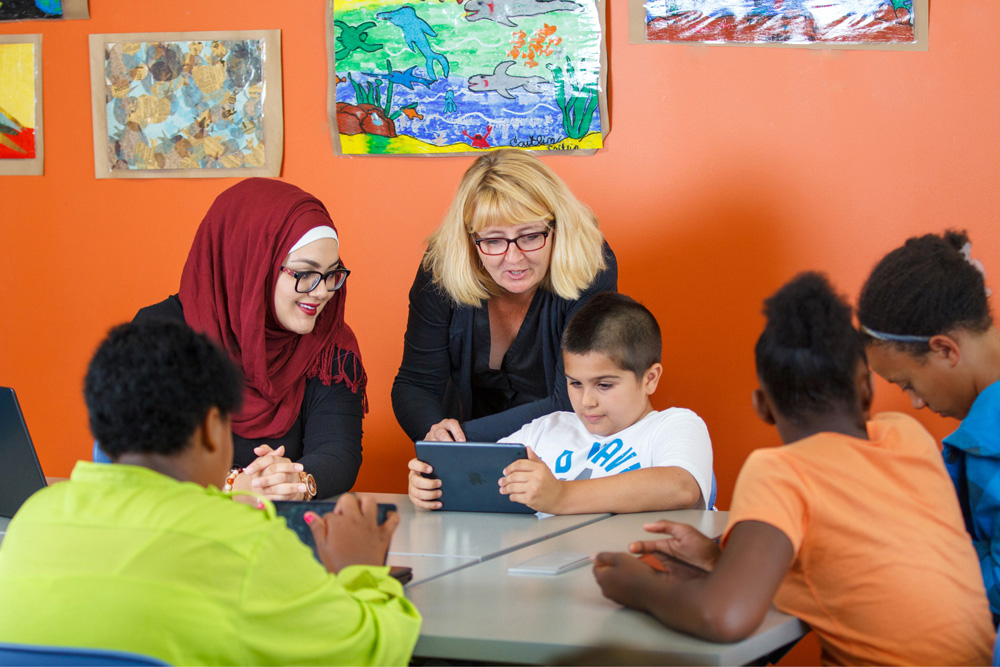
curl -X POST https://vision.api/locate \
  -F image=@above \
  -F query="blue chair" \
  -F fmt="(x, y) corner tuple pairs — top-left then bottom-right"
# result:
(708, 472), (717, 510)
(0, 642), (167, 666)
(92, 440), (111, 464)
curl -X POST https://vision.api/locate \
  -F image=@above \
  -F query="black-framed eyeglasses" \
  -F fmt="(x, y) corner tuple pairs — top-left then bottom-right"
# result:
(280, 266), (350, 293)
(473, 230), (550, 256)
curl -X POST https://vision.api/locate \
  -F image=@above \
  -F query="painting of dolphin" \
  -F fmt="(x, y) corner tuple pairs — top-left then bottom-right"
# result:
(364, 65), (434, 90)
(468, 60), (549, 100)
(463, 0), (581, 28)
(375, 5), (451, 81)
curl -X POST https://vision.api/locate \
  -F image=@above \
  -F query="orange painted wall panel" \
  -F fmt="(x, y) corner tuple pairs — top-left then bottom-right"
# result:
(3, 2), (997, 663)
(1, 0), (996, 587)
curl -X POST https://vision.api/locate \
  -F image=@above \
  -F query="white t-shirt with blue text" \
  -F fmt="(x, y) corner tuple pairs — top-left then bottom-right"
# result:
(500, 409), (714, 509)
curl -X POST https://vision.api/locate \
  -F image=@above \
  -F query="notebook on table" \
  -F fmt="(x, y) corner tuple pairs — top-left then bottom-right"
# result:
(0, 387), (48, 544)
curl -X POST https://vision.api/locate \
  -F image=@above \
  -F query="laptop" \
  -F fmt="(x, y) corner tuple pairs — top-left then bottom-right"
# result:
(415, 441), (536, 514)
(0, 387), (48, 544)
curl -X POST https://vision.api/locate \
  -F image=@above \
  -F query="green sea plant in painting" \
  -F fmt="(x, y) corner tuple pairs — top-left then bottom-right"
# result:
(547, 55), (598, 142)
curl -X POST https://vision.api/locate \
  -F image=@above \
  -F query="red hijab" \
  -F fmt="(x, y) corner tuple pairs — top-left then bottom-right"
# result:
(179, 178), (366, 439)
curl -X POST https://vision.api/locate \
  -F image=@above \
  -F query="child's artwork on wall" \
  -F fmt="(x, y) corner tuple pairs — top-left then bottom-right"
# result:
(0, 0), (88, 22)
(628, 0), (928, 50)
(0, 34), (43, 176)
(88, 31), (283, 179)
(327, 0), (608, 156)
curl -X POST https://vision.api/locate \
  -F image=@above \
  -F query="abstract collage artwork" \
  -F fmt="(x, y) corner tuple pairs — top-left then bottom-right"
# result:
(328, 0), (608, 156)
(89, 31), (283, 178)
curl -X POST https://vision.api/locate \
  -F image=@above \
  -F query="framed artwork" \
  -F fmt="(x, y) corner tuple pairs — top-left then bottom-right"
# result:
(0, 34), (43, 176)
(0, 0), (88, 22)
(88, 30), (283, 179)
(628, 0), (928, 50)
(327, 0), (608, 157)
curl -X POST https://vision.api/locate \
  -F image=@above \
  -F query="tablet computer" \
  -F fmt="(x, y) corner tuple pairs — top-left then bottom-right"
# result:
(273, 500), (411, 583)
(415, 441), (536, 514)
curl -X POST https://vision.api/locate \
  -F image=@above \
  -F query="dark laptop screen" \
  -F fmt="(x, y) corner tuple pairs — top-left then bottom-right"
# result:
(0, 387), (47, 518)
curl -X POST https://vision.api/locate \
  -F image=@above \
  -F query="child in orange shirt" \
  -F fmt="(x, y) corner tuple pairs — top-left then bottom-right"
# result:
(592, 272), (994, 665)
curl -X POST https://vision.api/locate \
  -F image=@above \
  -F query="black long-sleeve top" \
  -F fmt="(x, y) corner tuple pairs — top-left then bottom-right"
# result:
(133, 295), (362, 499)
(391, 243), (618, 442)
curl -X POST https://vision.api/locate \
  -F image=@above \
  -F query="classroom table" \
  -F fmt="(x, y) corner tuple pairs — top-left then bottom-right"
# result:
(367, 493), (610, 560)
(404, 508), (808, 665)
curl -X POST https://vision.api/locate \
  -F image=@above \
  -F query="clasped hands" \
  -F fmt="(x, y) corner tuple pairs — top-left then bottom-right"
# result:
(230, 444), (309, 501)
(591, 520), (720, 611)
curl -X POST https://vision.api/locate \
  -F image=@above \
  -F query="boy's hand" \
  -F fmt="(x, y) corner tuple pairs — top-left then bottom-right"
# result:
(306, 493), (399, 574)
(499, 447), (563, 513)
(407, 457), (442, 510)
(628, 520), (721, 572)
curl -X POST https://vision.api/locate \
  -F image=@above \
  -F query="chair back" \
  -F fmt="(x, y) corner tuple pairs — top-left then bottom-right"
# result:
(0, 642), (167, 666)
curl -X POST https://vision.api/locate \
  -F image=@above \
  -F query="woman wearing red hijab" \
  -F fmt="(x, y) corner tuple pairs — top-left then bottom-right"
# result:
(132, 178), (366, 500)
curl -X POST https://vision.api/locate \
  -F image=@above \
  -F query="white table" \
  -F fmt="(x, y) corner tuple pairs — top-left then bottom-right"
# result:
(366, 493), (610, 560)
(405, 508), (808, 665)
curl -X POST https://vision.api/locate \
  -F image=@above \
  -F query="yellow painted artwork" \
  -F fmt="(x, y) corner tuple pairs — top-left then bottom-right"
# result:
(0, 42), (36, 158)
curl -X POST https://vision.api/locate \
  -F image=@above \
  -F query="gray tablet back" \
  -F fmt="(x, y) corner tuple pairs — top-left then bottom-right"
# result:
(415, 441), (536, 514)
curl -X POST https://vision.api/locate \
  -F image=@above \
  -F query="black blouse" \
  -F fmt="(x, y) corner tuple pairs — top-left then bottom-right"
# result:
(133, 295), (363, 499)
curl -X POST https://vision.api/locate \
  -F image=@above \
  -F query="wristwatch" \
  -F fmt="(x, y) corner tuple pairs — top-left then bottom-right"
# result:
(299, 471), (317, 500)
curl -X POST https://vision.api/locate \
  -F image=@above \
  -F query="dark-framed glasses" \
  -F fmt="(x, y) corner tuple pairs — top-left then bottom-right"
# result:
(280, 266), (350, 293)
(473, 230), (550, 256)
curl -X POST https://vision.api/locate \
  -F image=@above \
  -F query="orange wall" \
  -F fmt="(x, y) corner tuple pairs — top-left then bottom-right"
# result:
(3, 1), (998, 510)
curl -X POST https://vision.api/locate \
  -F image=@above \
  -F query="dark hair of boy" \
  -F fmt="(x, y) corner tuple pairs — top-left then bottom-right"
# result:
(755, 272), (865, 423)
(858, 229), (992, 354)
(562, 292), (661, 377)
(85, 320), (243, 458)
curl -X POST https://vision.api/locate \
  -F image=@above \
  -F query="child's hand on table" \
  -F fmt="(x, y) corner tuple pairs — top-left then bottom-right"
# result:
(499, 447), (564, 513)
(628, 520), (721, 572)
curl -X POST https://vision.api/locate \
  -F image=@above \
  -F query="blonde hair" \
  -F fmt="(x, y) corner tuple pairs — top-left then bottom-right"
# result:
(423, 150), (605, 306)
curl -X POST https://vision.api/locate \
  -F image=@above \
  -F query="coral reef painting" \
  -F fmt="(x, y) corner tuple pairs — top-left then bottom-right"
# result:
(89, 31), (283, 179)
(636, 0), (925, 48)
(0, 34), (42, 175)
(328, 0), (607, 156)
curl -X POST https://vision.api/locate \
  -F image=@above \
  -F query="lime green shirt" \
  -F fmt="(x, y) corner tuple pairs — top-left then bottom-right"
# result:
(0, 461), (421, 665)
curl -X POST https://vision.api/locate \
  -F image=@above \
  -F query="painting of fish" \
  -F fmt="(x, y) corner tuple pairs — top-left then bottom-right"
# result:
(329, 0), (606, 156)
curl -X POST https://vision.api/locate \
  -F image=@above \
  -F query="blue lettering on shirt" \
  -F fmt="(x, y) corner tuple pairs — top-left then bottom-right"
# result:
(586, 438), (642, 473)
(555, 449), (573, 474)
(590, 439), (623, 467)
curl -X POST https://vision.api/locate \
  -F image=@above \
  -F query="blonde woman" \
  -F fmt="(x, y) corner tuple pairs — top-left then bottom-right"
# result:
(392, 150), (617, 508)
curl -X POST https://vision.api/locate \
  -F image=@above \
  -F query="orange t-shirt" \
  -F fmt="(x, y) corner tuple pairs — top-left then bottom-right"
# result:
(723, 412), (994, 666)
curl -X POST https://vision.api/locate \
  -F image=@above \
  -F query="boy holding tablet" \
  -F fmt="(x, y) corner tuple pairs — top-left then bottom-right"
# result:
(591, 273), (994, 664)
(409, 293), (713, 513)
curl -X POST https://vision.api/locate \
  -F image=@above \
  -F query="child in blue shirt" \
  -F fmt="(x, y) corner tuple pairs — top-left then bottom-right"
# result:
(858, 229), (1000, 619)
